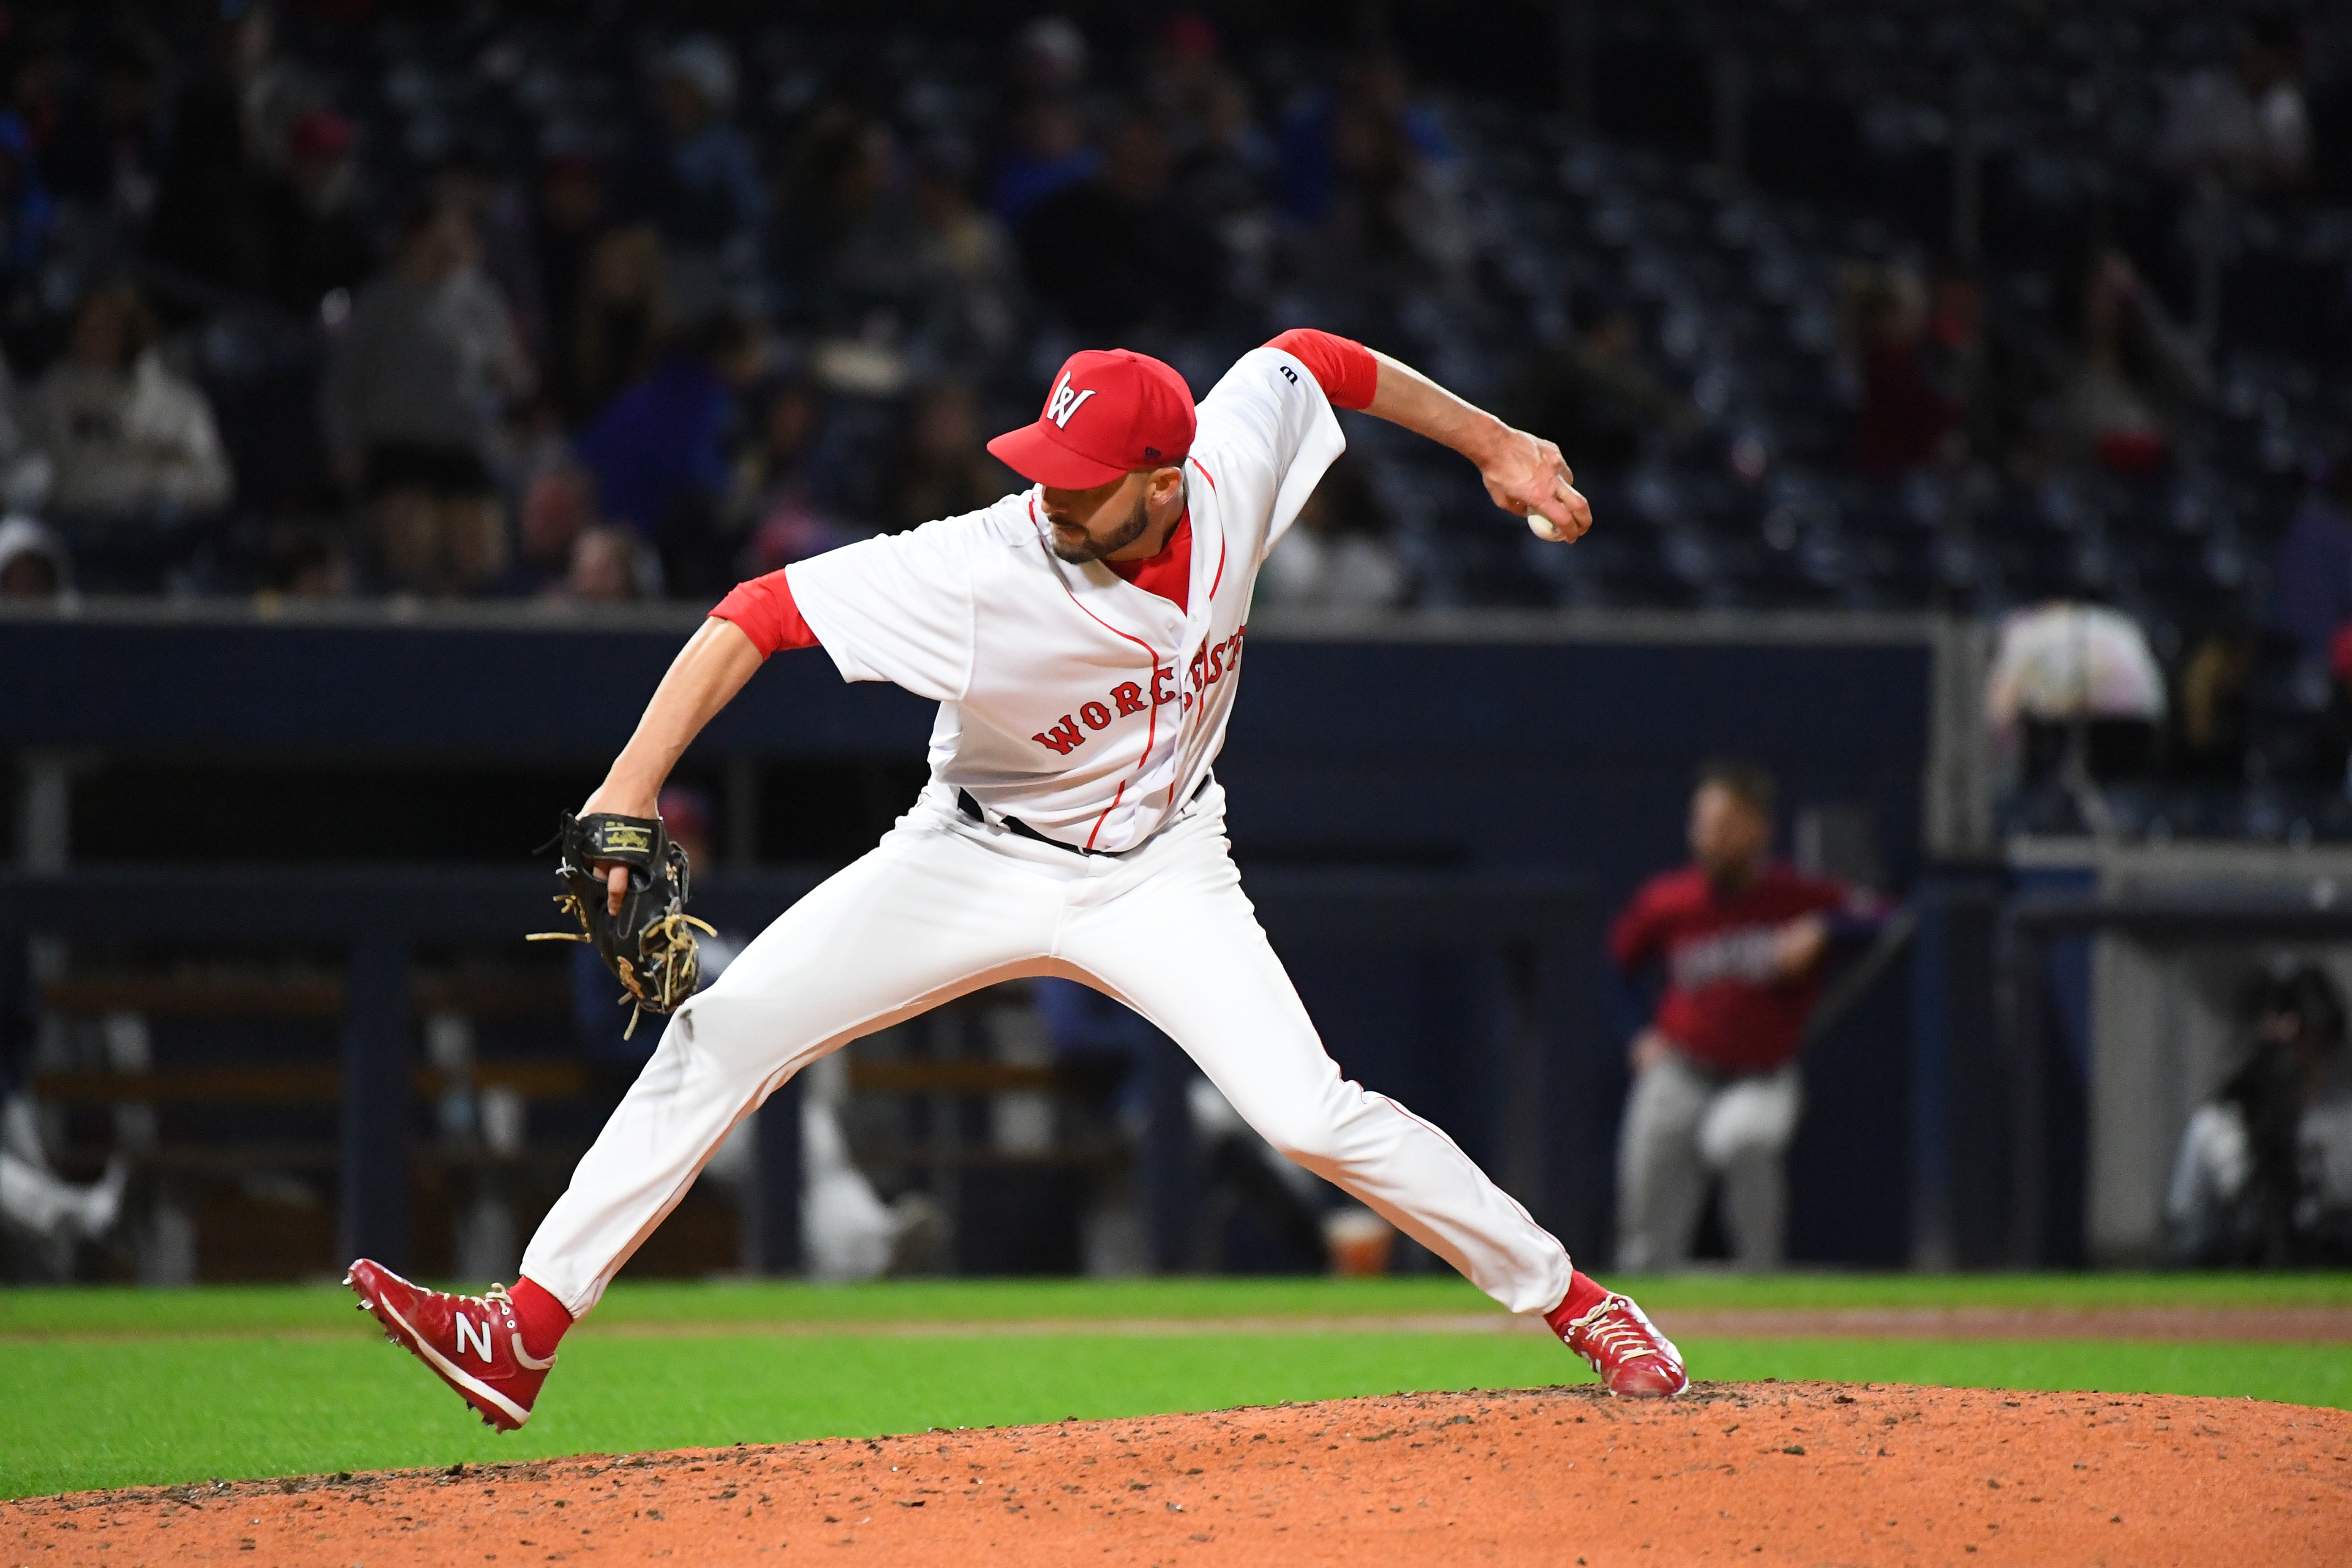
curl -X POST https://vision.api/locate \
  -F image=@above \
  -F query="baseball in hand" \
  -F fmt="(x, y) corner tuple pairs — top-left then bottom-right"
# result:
(1527, 512), (1566, 542)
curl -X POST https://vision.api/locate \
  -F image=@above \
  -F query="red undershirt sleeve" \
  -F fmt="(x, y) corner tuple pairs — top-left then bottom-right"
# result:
(1265, 327), (1380, 410)
(708, 569), (820, 658)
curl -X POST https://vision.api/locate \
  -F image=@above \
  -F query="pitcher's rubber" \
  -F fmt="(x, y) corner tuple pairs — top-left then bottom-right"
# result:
(6, 1381), (2345, 1565)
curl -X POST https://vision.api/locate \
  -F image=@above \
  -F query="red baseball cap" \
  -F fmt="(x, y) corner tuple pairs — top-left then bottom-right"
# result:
(988, 348), (1195, 489)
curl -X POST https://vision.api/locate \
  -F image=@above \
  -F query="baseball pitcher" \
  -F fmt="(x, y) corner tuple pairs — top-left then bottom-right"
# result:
(347, 329), (1689, 1427)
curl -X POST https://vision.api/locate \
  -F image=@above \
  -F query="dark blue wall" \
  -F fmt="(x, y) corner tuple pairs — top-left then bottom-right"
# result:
(0, 615), (933, 759)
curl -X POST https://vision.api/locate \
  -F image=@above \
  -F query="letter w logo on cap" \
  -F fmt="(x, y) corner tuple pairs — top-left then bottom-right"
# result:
(1045, 370), (1097, 430)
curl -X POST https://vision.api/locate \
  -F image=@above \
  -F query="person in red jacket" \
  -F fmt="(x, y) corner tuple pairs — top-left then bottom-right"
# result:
(1608, 760), (1878, 1270)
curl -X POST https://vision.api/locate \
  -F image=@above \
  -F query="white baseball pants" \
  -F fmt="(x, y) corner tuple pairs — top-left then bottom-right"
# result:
(521, 788), (1575, 1318)
(1614, 1051), (1803, 1271)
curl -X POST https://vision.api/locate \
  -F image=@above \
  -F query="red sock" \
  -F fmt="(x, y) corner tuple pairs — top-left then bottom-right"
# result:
(509, 1277), (574, 1360)
(1543, 1269), (1612, 1337)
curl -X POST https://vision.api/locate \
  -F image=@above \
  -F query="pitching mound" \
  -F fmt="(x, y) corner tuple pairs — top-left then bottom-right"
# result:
(8, 1382), (2345, 1565)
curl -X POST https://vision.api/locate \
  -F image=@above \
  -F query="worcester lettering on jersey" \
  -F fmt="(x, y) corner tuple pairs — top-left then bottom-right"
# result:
(1029, 627), (1249, 755)
(783, 348), (1341, 852)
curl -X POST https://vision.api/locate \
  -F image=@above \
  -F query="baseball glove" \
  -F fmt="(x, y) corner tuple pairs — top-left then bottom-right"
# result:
(527, 811), (712, 1037)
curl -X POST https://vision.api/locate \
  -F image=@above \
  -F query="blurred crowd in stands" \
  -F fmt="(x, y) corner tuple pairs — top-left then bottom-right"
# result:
(0, 4), (2350, 834)
(0, 3), (1451, 611)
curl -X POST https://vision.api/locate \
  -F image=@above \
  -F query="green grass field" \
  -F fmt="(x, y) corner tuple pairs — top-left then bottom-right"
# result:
(3, 1272), (2347, 1500)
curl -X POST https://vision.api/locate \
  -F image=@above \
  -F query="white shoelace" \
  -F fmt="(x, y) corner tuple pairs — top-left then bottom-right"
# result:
(1570, 1300), (1665, 1369)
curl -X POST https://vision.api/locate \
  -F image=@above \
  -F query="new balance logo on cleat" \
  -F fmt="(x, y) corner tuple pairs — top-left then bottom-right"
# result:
(344, 1260), (558, 1432)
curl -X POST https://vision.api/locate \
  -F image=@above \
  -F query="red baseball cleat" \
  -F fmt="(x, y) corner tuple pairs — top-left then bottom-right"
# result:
(345, 1259), (556, 1431)
(1555, 1290), (1689, 1399)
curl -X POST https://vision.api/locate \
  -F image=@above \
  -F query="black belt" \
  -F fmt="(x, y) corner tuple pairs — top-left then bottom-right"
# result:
(957, 775), (1209, 858)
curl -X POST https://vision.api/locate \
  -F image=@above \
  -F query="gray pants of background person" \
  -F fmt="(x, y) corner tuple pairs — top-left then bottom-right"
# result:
(1615, 1050), (1804, 1271)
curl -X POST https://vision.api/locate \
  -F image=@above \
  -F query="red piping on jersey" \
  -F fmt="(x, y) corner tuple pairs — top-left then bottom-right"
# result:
(1033, 491), (1163, 849)
(1084, 779), (1126, 850)
(1191, 455), (1226, 599)
(1168, 452), (1230, 809)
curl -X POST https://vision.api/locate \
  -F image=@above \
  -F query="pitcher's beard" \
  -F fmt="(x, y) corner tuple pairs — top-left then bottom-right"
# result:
(1048, 492), (1151, 564)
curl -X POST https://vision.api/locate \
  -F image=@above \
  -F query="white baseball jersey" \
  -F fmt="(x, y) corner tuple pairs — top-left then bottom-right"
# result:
(785, 346), (1346, 851)
(525, 342), (1581, 1326)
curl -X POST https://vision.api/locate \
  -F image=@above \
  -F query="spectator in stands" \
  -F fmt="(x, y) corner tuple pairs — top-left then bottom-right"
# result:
(574, 308), (763, 596)
(1156, 26), (1276, 304)
(225, 0), (313, 178)
(323, 199), (533, 596)
(881, 378), (1005, 534)
(739, 375), (853, 574)
(557, 524), (655, 603)
(3, 38), (64, 169)
(436, 150), (547, 362)
(907, 147), (1022, 355)
(1018, 111), (1219, 340)
(2173, 626), (2258, 783)
(989, 94), (1096, 227)
(256, 523), (351, 599)
(1145, 13), (1242, 158)
(1280, 52), (1463, 294)
(620, 35), (763, 318)
(0, 98), (54, 299)
(1841, 263), (1958, 478)
(2160, 9), (2311, 192)
(0, 349), (52, 514)
(0, 514), (66, 597)
(1256, 453), (1406, 610)
(1984, 599), (2169, 789)
(774, 108), (917, 337)
(565, 223), (668, 422)
(1277, 50), (1449, 224)
(987, 19), (1097, 223)
(2057, 250), (2209, 478)
(531, 153), (608, 410)
(259, 108), (374, 321)
(144, 77), (270, 302)
(779, 124), (1014, 359)
(1147, 16), (1269, 212)
(2312, 628), (2352, 792)
(26, 283), (232, 537)
(1926, 270), (2036, 474)
(497, 460), (598, 597)
(2165, 964), (2352, 1266)
(38, 34), (164, 231)
(1511, 299), (1692, 483)
(1007, 15), (1090, 98)
(2269, 445), (2352, 670)
(1610, 760), (1879, 1271)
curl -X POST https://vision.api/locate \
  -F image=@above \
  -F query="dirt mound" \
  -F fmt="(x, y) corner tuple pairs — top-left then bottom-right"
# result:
(8, 1382), (2346, 1565)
